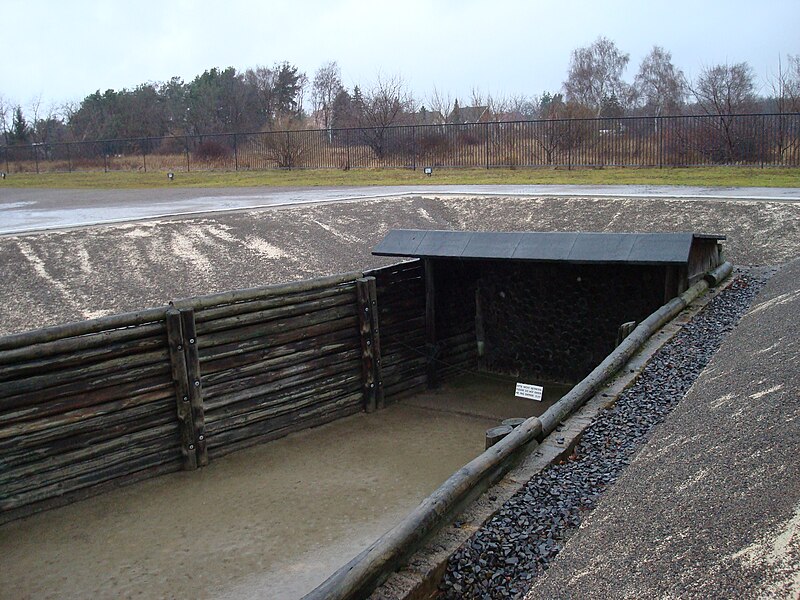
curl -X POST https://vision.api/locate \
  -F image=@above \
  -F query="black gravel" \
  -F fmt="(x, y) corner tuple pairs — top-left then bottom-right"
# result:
(438, 271), (769, 599)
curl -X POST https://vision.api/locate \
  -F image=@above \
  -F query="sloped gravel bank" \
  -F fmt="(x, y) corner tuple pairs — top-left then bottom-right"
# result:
(438, 270), (769, 599)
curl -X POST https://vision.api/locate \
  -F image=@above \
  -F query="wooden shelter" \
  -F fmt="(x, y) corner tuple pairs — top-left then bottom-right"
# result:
(373, 230), (725, 384)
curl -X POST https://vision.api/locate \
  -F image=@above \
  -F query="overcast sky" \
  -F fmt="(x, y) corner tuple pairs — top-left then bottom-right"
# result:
(3, 0), (798, 113)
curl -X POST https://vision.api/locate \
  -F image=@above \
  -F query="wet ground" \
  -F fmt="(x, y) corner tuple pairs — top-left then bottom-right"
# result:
(0, 376), (568, 600)
(1, 193), (799, 335)
(2, 185), (797, 235)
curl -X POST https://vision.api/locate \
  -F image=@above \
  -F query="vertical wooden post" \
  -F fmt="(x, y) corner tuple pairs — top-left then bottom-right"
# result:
(368, 279), (385, 410)
(180, 309), (208, 466)
(357, 277), (384, 412)
(166, 309), (198, 470)
(424, 259), (438, 389)
(475, 286), (485, 358)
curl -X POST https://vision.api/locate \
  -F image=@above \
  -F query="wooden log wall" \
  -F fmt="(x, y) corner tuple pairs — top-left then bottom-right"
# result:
(366, 261), (428, 403)
(0, 309), (183, 524)
(188, 279), (365, 459)
(0, 266), (449, 522)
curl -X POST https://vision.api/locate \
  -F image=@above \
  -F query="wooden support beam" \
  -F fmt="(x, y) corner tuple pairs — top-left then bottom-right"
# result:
(424, 259), (438, 389)
(180, 309), (208, 467)
(166, 309), (197, 470)
(356, 277), (383, 412)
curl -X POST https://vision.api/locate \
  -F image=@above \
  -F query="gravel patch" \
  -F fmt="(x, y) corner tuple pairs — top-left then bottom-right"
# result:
(438, 271), (769, 599)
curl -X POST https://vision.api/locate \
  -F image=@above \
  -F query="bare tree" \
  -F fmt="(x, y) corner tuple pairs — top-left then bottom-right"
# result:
(768, 54), (800, 114)
(691, 62), (757, 115)
(633, 46), (687, 116)
(689, 62), (759, 162)
(564, 37), (631, 115)
(312, 61), (343, 133)
(357, 73), (415, 158)
(426, 86), (453, 124)
(767, 54), (800, 161)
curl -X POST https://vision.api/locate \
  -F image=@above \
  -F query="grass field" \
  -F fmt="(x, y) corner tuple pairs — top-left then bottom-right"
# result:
(1, 166), (798, 189)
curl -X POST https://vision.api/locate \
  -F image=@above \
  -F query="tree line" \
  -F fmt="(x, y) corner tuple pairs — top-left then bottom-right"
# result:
(1, 38), (799, 148)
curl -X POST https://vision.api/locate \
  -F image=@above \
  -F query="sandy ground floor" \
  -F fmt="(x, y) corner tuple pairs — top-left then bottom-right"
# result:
(0, 375), (569, 600)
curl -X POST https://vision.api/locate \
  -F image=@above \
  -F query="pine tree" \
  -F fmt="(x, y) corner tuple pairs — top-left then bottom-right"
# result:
(9, 106), (29, 145)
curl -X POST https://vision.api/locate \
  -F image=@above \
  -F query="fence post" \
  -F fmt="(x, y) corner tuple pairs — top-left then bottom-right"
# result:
(356, 277), (384, 412)
(185, 136), (190, 172)
(658, 117), (664, 169)
(568, 120), (572, 171)
(412, 126), (417, 171)
(34, 145), (39, 174)
(233, 133), (238, 171)
(4, 145), (8, 174)
(286, 131), (292, 171)
(141, 141), (147, 173)
(66, 143), (72, 173)
(346, 128), (351, 170)
(485, 123), (490, 169)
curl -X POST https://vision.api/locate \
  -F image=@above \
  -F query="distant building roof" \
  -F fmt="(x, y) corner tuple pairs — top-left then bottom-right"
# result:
(410, 109), (445, 126)
(373, 230), (725, 265)
(447, 105), (489, 124)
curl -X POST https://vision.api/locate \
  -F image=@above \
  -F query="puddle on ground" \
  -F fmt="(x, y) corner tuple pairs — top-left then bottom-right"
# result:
(0, 375), (570, 599)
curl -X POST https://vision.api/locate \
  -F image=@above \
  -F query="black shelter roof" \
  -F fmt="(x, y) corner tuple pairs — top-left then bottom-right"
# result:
(372, 230), (725, 265)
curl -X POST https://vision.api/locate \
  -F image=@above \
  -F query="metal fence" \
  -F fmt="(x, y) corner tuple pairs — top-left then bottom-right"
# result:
(2, 113), (799, 174)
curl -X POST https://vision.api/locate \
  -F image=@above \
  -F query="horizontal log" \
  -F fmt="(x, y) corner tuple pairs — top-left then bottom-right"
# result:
(365, 260), (422, 279)
(0, 361), (172, 414)
(0, 335), (167, 383)
(197, 304), (358, 349)
(202, 340), (359, 389)
(0, 322), (166, 366)
(0, 445), (181, 512)
(381, 354), (427, 372)
(0, 388), (173, 446)
(206, 381), (362, 436)
(198, 315), (359, 363)
(377, 283), (424, 296)
(0, 308), (167, 352)
(207, 393), (363, 453)
(195, 291), (356, 336)
(0, 459), (182, 526)
(205, 371), (362, 429)
(194, 285), (353, 323)
(204, 354), (362, 408)
(0, 348), (169, 398)
(0, 424), (179, 495)
(172, 271), (362, 311)
(203, 347), (360, 399)
(0, 405), (176, 469)
(207, 402), (362, 460)
(200, 327), (358, 377)
(0, 378), (174, 426)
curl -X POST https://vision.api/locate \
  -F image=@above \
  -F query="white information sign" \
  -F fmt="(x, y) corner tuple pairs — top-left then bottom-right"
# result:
(515, 382), (544, 401)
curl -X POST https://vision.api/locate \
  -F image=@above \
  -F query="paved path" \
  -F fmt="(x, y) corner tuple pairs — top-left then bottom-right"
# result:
(526, 259), (800, 599)
(1, 184), (798, 234)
